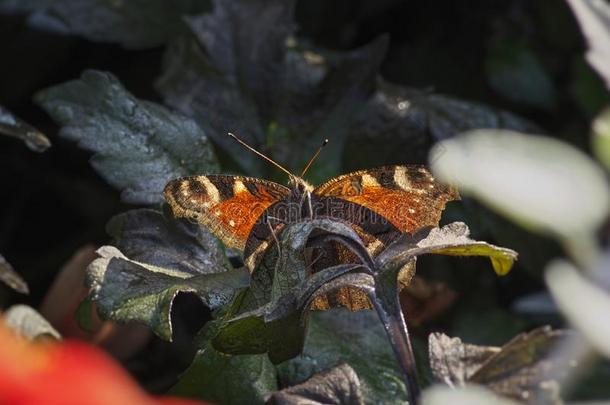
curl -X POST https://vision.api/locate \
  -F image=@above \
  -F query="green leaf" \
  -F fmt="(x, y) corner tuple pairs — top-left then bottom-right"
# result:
(277, 309), (408, 405)
(156, 0), (387, 181)
(570, 58), (610, 118)
(269, 364), (364, 405)
(3, 305), (60, 340)
(566, 0), (610, 90)
(378, 222), (518, 277)
(0, 253), (29, 294)
(0, 105), (50, 152)
(0, 0), (210, 49)
(170, 321), (277, 405)
(35, 70), (219, 204)
(75, 297), (95, 334)
(87, 245), (248, 341)
(593, 107), (610, 170)
(485, 41), (555, 110)
(430, 130), (610, 244)
(214, 219), (366, 363)
(345, 80), (539, 169)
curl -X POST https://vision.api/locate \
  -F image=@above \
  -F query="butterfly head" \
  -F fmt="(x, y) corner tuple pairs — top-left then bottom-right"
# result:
(288, 175), (314, 195)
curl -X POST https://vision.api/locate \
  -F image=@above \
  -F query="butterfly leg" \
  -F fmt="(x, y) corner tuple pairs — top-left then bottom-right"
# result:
(267, 220), (282, 256)
(300, 191), (314, 220)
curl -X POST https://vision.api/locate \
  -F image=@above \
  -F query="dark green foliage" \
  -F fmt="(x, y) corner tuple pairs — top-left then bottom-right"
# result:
(87, 208), (248, 341)
(169, 321), (278, 405)
(35, 71), (219, 204)
(0, 0), (209, 48)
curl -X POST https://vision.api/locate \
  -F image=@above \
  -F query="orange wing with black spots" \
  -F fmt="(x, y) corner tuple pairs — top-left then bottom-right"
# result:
(164, 175), (290, 250)
(314, 165), (459, 233)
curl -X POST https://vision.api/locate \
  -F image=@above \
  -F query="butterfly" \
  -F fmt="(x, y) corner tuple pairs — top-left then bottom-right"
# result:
(164, 133), (459, 309)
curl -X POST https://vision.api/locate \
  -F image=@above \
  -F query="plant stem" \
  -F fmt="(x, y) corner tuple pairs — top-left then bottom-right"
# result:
(370, 273), (421, 404)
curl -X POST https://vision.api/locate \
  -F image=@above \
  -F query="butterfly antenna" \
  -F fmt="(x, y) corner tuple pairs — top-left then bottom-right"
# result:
(227, 132), (294, 178)
(301, 139), (329, 177)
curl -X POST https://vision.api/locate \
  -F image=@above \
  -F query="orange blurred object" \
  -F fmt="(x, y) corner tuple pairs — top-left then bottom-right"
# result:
(39, 245), (152, 360)
(0, 322), (208, 405)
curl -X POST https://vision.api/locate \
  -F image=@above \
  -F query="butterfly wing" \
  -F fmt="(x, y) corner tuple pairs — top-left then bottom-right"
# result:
(310, 165), (457, 310)
(164, 175), (290, 250)
(314, 165), (459, 233)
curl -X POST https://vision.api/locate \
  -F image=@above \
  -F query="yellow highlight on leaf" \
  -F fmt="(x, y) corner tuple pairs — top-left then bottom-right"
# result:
(429, 245), (517, 276)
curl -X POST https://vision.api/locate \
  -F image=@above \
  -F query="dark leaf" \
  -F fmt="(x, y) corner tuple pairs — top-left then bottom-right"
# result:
(0, 105), (50, 152)
(215, 263), (362, 364)
(0, 0), (210, 49)
(214, 219), (367, 363)
(277, 309), (408, 405)
(485, 41), (556, 110)
(3, 305), (60, 340)
(0, 253), (29, 294)
(344, 80), (539, 168)
(429, 327), (571, 404)
(35, 70), (219, 204)
(451, 307), (528, 348)
(570, 59), (610, 118)
(170, 321), (278, 405)
(107, 207), (230, 275)
(156, 0), (387, 181)
(268, 364), (364, 405)
(87, 245), (248, 341)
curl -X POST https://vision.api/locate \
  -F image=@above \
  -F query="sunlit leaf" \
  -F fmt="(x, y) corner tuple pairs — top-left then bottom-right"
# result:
(87, 246), (248, 341)
(0, 254), (28, 294)
(593, 107), (610, 170)
(566, 0), (610, 90)
(0, 105), (50, 152)
(0, 0), (209, 49)
(3, 305), (60, 341)
(545, 257), (610, 359)
(269, 364), (364, 405)
(430, 130), (610, 242)
(36, 70), (219, 204)
(378, 222), (517, 277)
